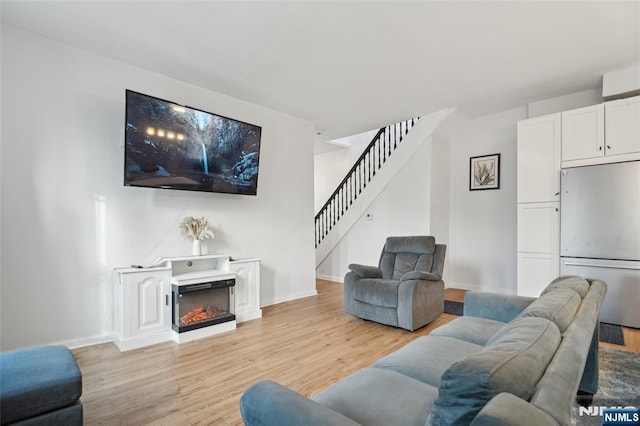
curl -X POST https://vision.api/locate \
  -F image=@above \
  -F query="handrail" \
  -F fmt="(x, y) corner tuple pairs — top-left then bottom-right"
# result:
(315, 117), (419, 247)
(315, 127), (385, 218)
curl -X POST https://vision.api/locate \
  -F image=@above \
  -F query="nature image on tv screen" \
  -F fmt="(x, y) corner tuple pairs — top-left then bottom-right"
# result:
(125, 90), (262, 195)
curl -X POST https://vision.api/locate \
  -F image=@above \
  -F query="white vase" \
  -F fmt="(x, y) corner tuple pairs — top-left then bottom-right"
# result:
(192, 239), (202, 256)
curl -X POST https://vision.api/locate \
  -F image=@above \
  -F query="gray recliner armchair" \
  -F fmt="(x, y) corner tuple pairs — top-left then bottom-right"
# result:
(344, 236), (446, 331)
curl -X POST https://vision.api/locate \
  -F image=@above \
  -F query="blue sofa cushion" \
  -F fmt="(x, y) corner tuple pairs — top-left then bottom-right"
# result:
(352, 279), (399, 307)
(373, 336), (482, 387)
(0, 345), (82, 425)
(541, 275), (589, 298)
(429, 316), (506, 346)
(429, 317), (561, 426)
(313, 368), (438, 426)
(517, 288), (581, 332)
(241, 381), (361, 426)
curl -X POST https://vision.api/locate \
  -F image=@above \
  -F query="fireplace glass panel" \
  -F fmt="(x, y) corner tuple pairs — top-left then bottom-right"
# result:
(172, 279), (235, 333)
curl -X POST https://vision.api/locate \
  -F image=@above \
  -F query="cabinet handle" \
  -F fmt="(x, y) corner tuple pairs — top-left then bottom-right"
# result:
(607, 145), (612, 150)
(599, 146), (603, 151)
(165, 295), (169, 306)
(554, 192), (559, 196)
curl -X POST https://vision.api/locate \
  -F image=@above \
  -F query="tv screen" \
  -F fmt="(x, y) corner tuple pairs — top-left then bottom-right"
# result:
(124, 90), (262, 195)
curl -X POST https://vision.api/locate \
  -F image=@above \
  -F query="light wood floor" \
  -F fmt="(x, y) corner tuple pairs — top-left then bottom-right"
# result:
(73, 280), (640, 425)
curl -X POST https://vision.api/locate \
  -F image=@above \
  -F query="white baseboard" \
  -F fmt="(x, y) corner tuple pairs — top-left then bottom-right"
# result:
(115, 331), (173, 351)
(262, 289), (318, 307)
(60, 334), (116, 350)
(316, 274), (343, 283)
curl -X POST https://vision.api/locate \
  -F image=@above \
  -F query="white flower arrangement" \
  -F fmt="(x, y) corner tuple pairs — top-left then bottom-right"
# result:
(179, 216), (215, 241)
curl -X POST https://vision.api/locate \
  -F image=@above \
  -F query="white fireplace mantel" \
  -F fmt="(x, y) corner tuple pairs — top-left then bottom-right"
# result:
(113, 254), (261, 351)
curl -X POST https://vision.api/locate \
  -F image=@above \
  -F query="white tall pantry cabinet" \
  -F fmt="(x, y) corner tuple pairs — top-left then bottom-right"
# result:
(516, 113), (561, 296)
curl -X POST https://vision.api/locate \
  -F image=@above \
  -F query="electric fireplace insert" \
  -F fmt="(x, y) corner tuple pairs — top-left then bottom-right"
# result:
(172, 278), (235, 333)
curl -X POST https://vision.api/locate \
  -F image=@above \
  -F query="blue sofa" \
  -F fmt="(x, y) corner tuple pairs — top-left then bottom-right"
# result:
(240, 276), (606, 426)
(0, 345), (83, 425)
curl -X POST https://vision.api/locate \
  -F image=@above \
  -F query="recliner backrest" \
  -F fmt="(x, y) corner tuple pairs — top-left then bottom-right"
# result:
(378, 236), (442, 280)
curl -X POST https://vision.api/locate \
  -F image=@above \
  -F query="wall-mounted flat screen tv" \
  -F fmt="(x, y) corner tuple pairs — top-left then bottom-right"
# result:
(124, 90), (262, 195)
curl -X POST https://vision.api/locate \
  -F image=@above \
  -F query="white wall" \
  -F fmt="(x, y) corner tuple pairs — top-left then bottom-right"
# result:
(447, 107), (526, 293)
(429, 135), (451, 278)
(316, 136), (434, 282)
(527, 88), (601, 118)
(603, 63), (640, 99)
(314, 149), (348, 213)
(0, 26), (317, 351)
(314, 129), (377, 213)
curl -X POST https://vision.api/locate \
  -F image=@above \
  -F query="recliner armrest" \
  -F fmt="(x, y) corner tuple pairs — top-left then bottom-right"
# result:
(348, 264), (382, 278)
(400, 271), (441, 282)
(463, 291), (536, 323)
(240, 381), (361, 426)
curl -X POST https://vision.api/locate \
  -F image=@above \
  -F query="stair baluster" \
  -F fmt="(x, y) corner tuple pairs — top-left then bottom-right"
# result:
(315, 117), (418, 247)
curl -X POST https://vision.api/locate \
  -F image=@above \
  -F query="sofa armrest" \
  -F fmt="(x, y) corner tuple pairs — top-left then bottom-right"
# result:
(348, 264), (382, 279)
(463, 292), (536, 323)
(470, 393), (558, 426)
(240, 381), (361, 426)
(401, 271), (441, 282)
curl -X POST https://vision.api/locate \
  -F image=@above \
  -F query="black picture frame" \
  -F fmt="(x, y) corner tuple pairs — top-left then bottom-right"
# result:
(469, 153), (500, 191)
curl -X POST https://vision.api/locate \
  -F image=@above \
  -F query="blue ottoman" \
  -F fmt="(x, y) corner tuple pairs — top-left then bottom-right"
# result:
(0, 345), (82, 425)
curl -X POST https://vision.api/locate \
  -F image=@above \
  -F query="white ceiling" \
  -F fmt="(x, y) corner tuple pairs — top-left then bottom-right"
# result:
(2, 1), (639, 142)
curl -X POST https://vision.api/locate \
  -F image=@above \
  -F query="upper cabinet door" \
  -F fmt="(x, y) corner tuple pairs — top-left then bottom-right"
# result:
(561, 104), (604, 162)
(605, 95), (640, 156)
(517, 113), (561, 203)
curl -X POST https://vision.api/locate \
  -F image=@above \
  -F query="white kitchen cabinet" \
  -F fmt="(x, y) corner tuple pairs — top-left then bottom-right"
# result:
(605, 95), (640, 158)
(517, 202), (560, 297)
(517, 202), (559, 254)
(517, 113), (561, 297)
(517, 113), (561, 203)
(114, 266), (173, 351)
(230, 258), (262, 322)
(517, 252), (559, 297)
(561, 96), (640, 167)
(561, 103), (604, 163)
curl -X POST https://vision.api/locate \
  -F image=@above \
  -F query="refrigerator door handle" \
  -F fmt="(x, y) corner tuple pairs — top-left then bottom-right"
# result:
(562, 260), (640, 271)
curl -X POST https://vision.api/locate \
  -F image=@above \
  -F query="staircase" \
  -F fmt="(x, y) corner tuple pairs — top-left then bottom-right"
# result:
(315, 118), (419, 248)
(314, 109), (456, 268)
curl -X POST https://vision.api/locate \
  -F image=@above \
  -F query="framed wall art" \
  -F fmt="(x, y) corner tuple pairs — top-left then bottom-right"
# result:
(469, 153), (500, 191)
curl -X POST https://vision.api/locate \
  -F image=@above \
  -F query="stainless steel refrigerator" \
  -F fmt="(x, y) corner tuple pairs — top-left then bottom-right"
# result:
(560, 160), (640, 328)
